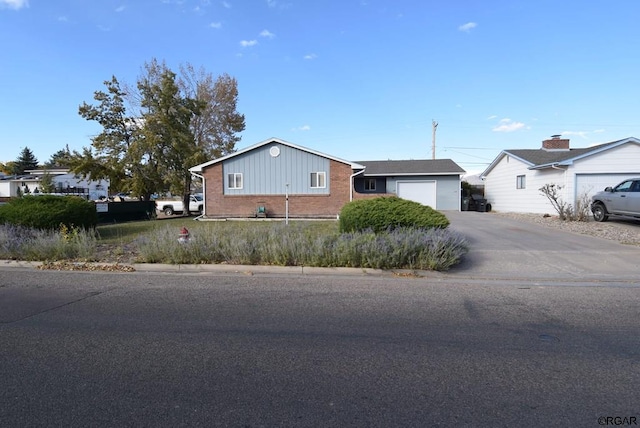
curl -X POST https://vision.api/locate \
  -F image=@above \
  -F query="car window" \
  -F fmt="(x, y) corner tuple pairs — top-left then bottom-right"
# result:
(633, 181), (640, 192)
(614, 180), (634, 192)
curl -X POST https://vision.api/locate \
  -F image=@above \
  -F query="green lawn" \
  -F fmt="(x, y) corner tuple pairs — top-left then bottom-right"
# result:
(96, 217), (339, 244)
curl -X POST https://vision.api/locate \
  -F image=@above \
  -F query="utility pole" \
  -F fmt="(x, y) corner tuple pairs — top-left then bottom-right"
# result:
(431, 120), (438, 160)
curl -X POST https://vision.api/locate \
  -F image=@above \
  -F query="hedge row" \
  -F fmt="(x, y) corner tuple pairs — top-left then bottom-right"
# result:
(0, 195), (97, 230)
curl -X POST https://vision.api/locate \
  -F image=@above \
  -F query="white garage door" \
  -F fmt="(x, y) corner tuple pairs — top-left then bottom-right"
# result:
(575, 174), (640, 200)
(397, 180), (437, 208)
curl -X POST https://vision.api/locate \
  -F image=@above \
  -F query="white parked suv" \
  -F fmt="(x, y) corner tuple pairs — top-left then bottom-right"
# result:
(590, 178), (640, 222)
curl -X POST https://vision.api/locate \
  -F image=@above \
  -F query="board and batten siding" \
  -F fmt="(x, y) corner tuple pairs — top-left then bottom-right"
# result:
(483, 155), (565, 214)
(223, 143), (330, 195)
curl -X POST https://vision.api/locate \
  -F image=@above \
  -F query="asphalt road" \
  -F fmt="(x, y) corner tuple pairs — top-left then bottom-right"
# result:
(1, 269), (639, 427)
(1, 213), (639, 427)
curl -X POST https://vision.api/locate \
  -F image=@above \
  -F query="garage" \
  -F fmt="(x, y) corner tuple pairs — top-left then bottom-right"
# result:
(397, 180), (437, 208)
(575, 173), (640, 200)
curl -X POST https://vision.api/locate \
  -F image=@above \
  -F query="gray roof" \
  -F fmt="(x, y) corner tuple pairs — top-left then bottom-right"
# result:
(190, 137), (365, 172)
(505, 141), (619, 166)
(482, 137), (640, 176)
(355, 159), (465, 176)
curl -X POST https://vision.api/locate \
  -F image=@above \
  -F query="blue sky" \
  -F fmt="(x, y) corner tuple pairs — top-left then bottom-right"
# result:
(2, 0), (640, 174)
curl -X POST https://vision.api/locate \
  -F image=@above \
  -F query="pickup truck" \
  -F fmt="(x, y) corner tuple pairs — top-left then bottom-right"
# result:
(591, 177), (640, 222)
(155, 194), (204, 216)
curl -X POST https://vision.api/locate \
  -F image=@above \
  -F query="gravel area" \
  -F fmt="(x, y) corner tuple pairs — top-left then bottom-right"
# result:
(492, 212), (640, 246)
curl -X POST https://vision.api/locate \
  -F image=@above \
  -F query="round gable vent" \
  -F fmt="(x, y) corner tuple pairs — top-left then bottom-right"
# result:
(269, 145), (280, 158)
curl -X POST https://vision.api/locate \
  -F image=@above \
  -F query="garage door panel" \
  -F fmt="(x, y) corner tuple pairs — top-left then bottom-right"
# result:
(576, 174), (640, 200)
(397, 181), (436, 208)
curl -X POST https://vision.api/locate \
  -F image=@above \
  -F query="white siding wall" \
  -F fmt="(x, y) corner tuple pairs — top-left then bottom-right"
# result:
(568, 143), (640, 200)
(484, 155), (565, 214)
(485, 142), (640, 214)
(0, 174), (109, 199)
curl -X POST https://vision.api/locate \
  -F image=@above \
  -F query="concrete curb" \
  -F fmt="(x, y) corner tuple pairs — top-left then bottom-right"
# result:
(0, 259), (413, 277)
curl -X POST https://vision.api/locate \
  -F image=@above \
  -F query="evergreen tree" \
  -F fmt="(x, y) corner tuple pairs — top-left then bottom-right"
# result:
(13, 147), (39, 175)
(46, 146), (73, 168)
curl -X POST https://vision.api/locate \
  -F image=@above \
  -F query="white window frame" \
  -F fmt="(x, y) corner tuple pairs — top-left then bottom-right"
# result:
(310, 171), (326, 189)
(516, 175), (526, 189)
(364, 178), (376, 191)
(228, 173), (243, 189)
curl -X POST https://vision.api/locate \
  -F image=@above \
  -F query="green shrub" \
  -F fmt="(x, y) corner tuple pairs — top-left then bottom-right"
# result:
(338, 196), (449, 233)
(0, 195), (97, 230)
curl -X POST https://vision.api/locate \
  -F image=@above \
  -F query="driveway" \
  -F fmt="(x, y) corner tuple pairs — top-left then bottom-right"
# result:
(444, 211), (640, 282)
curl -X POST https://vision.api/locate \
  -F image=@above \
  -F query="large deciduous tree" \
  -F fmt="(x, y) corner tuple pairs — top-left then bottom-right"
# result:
(76, 76), (139, 194)
(178, 64), (246, 162)
(76, 59), (245, 211)
(136, 59), (203, 212)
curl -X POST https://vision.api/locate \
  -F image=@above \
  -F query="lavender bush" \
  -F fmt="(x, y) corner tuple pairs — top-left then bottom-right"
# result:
(137, 223), (468, 271)
(0, 224), (97, 261)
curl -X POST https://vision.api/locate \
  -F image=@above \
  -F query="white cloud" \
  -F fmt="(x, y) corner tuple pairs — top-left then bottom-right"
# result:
(115, 5), (126, 12)
(492, 118), (526, 132)
(222, 1), (231, 8)
(560, 129), (606, 139)
(240, 40), (257, 47)
(486, 115), (498, 120)
(0, 0), (28, 10)
(303, 53), (317, 60)
(458, 22), (477, 32)
(209, 22), (222, 29)
(292, 125), (311, 131)
(260, 29), (275, 38)
(266, 0), (291, 9)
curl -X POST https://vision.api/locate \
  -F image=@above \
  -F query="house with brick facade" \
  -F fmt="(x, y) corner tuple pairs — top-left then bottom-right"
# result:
(189, 138), (465, 219)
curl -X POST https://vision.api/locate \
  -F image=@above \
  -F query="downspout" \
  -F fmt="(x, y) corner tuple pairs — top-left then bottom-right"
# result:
(350, 168), (366, 201)
(191, 171), (206, 221)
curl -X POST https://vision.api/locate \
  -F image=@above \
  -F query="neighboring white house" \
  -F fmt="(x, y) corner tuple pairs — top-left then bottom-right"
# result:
(481, 136), (640, 214)
(0, 168), (109, 200)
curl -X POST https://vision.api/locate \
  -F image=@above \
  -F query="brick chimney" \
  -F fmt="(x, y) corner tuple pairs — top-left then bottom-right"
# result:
(542, 135), (570, 151)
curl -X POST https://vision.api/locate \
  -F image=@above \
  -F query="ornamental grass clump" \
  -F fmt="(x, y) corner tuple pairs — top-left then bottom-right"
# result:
(0, 223), (97, 261)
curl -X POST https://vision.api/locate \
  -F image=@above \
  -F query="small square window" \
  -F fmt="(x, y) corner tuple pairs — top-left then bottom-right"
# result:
(228, 173), (243, 189)
(365, 178), (376, 191)
(310, 172), (326, 188)
(516, 175), (526, 189)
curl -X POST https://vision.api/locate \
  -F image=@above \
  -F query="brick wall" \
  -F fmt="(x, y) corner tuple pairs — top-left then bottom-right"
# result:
(202, 160), (357, 218)
(542, 137), (570, 150)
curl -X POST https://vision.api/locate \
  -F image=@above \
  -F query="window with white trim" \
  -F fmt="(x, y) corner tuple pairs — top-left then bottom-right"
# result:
(310, 172), (326, 188)
(228, 173), (243, 189)
(365, 178), (376, 191)
(516, 175), (526, 189)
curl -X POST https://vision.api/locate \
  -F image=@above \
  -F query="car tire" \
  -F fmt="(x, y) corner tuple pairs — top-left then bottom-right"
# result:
(163, 207), (174, 216)
(592, 203), (608, 222)
(485, 203), (492, 213)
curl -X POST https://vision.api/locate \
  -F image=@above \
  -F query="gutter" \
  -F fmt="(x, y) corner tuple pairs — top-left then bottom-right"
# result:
(350, 168), (366, 201)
